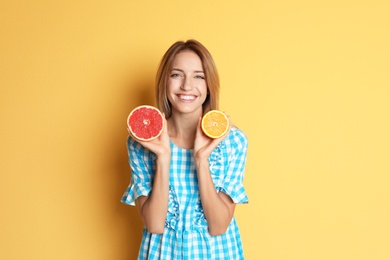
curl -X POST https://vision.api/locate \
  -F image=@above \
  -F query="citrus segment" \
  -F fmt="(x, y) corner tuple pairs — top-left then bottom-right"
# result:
(127, 105), (164, 141)
(201, 110), (230, 139)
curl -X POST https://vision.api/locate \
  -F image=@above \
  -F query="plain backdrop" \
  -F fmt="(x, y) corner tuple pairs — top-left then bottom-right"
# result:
(1, 0), (389, 259)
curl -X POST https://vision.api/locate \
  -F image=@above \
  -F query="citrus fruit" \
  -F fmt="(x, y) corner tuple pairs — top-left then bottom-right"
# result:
(201, 110), (230, 139)
(127, 105), (164, 141)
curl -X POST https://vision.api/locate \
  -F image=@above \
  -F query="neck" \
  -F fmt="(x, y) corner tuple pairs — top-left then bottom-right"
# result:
(168, 112), (201, 149)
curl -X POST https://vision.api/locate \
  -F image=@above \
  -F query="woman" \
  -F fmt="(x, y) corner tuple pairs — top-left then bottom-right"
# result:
(122, 39), (249, 259)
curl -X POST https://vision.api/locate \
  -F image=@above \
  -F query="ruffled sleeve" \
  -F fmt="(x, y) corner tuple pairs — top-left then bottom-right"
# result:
(215, 128), (249, 204)
(121, 136), (156, 206)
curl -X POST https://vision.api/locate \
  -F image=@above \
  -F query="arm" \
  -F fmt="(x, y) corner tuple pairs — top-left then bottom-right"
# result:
(137, 154), (170, 234)
(195, 156), (236, 236)
(129, 118), (171, 234)
(194, 117), (235, 236)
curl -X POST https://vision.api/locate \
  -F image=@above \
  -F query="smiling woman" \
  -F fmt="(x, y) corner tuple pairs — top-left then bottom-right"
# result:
(167, 50), (208, 116)
(155, 40), (220, 119)
(121, 39), (249, 259)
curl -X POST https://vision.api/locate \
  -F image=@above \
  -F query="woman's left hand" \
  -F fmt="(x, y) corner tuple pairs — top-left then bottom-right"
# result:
(193, 115), (231, 161)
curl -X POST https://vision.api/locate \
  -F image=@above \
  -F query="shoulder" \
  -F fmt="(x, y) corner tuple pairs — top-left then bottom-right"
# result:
(224, 127), (248, 150)
(127, 136), (139, 149)
(127, 136), (148, 155)
(126, 136), (157, 166)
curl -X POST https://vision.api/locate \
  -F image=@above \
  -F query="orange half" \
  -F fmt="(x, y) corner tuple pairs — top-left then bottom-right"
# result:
(201, 110), (230, 139)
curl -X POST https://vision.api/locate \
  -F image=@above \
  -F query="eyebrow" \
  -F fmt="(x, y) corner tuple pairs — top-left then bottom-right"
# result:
(171, 68), (204, 73)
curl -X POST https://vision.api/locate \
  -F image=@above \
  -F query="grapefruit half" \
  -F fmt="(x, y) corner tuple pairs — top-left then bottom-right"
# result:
(201, 110), (230, 139)
(127, 105), (164, 141)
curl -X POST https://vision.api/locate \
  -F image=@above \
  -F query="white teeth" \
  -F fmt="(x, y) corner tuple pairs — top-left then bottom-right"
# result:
(179, 95), (196, 100)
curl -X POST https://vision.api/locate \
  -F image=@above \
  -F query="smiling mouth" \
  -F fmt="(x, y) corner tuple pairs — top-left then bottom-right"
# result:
(177, 94), (196, 101)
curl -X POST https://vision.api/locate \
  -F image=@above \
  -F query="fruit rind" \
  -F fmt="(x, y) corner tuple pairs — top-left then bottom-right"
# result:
(127, 105), (164, 141)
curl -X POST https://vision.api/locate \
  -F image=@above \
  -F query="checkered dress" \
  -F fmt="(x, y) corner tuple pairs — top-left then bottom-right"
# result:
(121, 127), (249, 259)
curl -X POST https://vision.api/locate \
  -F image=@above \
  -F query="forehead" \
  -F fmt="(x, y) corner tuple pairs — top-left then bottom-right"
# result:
(172, 50), (203, 70)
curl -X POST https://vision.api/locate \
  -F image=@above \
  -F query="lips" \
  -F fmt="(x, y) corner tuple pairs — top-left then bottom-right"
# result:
(177, 94), (197, 101)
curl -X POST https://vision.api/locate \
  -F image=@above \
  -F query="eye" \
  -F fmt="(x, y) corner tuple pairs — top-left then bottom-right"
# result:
(170, 73), (181, 78)
(195, 75), (205, 79)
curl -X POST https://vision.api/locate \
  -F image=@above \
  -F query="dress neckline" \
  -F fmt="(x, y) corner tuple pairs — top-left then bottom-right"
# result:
(170, 139), (194, 152)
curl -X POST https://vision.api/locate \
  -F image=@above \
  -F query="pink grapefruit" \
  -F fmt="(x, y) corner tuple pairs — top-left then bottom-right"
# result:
(127, 105), (164, 141)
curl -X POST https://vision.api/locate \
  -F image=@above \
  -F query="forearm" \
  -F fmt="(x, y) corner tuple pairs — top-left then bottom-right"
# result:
(196, 158), (235, 236)
(139, 155), (170, 234)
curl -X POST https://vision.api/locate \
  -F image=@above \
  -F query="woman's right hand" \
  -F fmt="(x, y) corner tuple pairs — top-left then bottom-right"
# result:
(127, 115), (171, 159)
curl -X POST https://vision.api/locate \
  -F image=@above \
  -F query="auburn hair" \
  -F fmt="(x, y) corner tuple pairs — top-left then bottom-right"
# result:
(155, 39), (220, 118)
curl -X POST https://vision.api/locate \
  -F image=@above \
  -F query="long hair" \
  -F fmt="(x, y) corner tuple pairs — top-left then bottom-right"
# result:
(155, 39), (220, 118)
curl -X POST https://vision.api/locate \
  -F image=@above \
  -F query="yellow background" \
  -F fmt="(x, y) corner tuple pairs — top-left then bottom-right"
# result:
(1, 0), (389, 259)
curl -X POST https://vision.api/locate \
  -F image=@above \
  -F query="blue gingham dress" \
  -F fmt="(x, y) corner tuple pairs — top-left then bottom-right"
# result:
(121, 127), (249, 259)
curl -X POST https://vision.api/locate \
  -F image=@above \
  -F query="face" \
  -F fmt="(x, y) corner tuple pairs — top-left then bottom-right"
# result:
(167, 50), (208, 117)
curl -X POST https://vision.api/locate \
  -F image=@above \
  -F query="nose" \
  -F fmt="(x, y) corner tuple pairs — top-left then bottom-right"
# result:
(180, 77), (193, 91)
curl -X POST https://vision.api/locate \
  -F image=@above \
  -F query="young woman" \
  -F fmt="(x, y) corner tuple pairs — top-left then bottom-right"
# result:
(122, 39), (249, 259)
